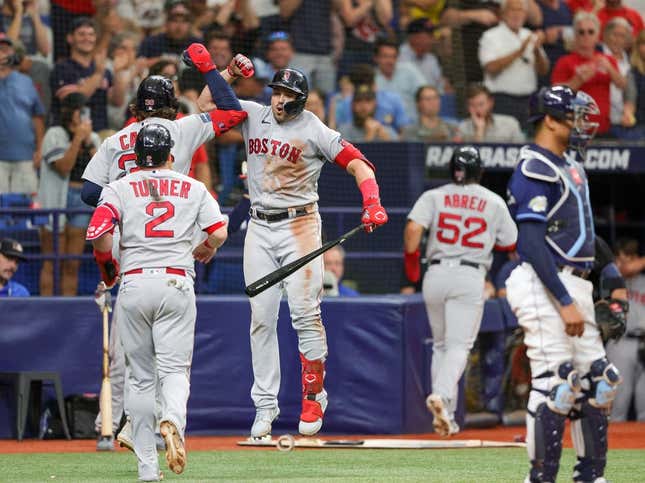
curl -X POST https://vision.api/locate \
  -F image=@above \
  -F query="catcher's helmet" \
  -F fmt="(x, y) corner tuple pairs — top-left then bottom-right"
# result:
(136, 75), (179, 113)
(450, 145), (482, 184)
(529, 85), (599, 156)
(135, 123), (174, 168)
(268, 68), (308, 116)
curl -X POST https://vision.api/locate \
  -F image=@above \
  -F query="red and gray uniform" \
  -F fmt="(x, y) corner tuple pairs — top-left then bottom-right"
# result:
(407, 182), (517, 419)
(92, 169), (225, 474)
(606, 274), (645, 421)
(82, 111), (229, 435)
(239, 99), (364, 432)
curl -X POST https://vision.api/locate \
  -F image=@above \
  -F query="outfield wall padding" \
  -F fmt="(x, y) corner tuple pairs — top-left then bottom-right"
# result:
(0, 295), (509, 438)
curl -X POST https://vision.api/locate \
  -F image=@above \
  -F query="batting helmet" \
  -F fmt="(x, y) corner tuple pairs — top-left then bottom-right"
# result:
(136, 75), (179, 113)
(134, 123), (174, 168)
(450, 145), (482, 184)
(268, 68), (308, 116)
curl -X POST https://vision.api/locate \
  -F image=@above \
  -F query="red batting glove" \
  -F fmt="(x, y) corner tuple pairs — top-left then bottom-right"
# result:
(361, 203), (388, 233)
(93, 249), (120, 288)
(227, 53), (254, 78)
(210, 109), (248, 136)
(404, 249), (421, 284)
(359, 178), (388, 233)
(182, 43), (217, 73)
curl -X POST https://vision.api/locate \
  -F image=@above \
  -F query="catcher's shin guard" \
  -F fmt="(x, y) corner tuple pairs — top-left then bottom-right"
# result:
(571, 400), (609, 482)
(299, 354), (327, 436)
(529, 402), (567, 482)
(587, 358), (621, 409)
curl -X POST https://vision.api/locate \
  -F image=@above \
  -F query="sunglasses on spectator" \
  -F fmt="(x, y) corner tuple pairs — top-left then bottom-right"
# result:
(576, 28), (596, 36)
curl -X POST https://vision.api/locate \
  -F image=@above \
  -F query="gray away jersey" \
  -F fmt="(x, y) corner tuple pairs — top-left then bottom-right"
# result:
(82, 114), (216, 186)
(98, 169), (225, 276)
(408, 183), (517, 270)
(239, 100), (346, 210)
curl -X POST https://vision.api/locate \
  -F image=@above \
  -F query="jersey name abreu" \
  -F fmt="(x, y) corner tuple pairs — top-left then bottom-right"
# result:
(444, 194), (487, 212)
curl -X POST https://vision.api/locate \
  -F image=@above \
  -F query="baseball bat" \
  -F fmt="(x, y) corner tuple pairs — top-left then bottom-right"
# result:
(245, 223), (364, 298)
(100, 305), (112, 439)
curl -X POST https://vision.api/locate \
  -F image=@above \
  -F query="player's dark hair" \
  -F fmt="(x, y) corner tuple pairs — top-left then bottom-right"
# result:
(129, 105), (178, 122)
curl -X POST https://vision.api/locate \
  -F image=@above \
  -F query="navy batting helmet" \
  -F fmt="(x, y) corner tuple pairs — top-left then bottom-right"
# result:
(450, 145), (482, 184)
(136, 75), (179, 113)
(268, 68), (308, 116)
(135, 123), (174, 168)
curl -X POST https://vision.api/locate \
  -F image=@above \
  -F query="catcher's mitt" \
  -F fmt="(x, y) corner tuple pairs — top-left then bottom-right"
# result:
(595, 298), (628, 343)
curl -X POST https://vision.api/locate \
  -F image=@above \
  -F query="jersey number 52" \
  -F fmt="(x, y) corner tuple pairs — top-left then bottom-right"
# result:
(437, 213), (487, 248)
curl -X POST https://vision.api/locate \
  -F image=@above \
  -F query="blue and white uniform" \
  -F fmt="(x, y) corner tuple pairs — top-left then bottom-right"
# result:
(506, 143), (618, 483)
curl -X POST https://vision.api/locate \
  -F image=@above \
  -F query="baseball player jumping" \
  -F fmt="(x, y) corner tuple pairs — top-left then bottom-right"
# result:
(403, 146), (517, 436)
(505, 86), (623, 483)
(81, 44), (252, 450)
(196, 66), (389, 438)
(86, 123), (228, 481)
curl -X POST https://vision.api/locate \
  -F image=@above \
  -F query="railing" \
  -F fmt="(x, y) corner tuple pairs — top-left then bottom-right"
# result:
(0, 206), (413, 296)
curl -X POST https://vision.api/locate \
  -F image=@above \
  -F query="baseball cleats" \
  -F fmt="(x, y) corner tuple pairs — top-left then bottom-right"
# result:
(96, 434), (115, 451)
(250, 407), (280, 439)
(160, 421), (186, 475)
(116, 420), (134, 452)
(299, 390), (328, 436)
(426, 394), (456, 437)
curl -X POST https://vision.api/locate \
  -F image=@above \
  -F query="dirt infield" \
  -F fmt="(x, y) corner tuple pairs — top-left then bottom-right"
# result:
(0, 422), (643, 454)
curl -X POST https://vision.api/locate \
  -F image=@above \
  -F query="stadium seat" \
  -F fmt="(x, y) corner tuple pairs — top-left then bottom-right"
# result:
(0, 372), (71, 441)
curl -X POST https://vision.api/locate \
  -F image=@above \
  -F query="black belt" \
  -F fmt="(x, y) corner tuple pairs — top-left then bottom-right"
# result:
(251, 206), (311, 223)
(430, 259), (480, 269)
(558, 265), (591, 279)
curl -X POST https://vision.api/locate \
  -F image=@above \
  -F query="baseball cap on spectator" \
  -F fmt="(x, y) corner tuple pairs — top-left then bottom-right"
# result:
(68, 16), (95, 34)
(266, 31), (291, 45)
(0, 238), (27, 261)
(353, 85), (376, 101)
(0, 32), (14, 47)
(406, 18), (436, 36)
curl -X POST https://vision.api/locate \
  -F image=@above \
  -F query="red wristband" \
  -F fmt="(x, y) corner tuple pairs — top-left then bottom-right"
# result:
(404, 249), (421, 284)
(203, 239), (214, 249)
(93, 249), (113, 263)
(359, 178), (380, 208)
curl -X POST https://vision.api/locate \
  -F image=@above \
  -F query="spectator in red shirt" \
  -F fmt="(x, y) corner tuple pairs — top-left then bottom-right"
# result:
(597, 0), (644, 39)
(551, 11), (627, 134)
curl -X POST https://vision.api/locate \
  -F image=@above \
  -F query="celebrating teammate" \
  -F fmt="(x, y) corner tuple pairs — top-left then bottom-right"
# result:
(81, 44), (251, 450)
(403, 146), (517, 436)
(197, 66), (388, 438)
(505, 86), (622, 482)
(86, 123), (228, 481)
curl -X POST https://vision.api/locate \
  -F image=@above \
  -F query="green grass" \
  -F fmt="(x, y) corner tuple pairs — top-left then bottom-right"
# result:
(0, 449), (642, 482)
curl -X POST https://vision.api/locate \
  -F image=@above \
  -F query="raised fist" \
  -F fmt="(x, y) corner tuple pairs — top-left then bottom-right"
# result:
(227, 53), (254, 78)
(182, 43), (217, 73)
(361, 203), (388, 233)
